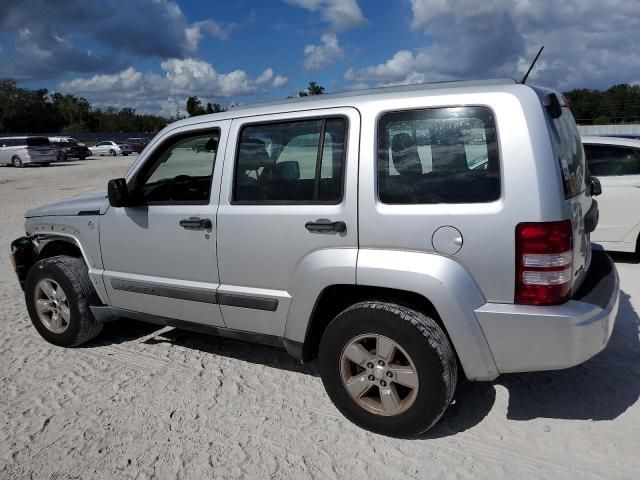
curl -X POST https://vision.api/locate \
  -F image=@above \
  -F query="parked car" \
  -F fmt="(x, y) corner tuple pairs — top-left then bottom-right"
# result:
(89, 141), (133, 156)
(49, 138), (92, 161)
(0, 136), (57, 167)
(10, 79), (618, 437)
(583, 135), (640, 253)
(125, 138), (150, 154)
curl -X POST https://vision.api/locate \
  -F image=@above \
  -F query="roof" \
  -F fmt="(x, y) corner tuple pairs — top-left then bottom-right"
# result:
(167, 77), (520, 129)
(581, 136), (640, 148)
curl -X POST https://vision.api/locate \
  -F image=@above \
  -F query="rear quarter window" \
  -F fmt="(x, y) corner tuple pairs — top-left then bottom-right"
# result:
(26, 137), (51, 146)
(377, 106), (500, 204)
(550, 108), (586, 198)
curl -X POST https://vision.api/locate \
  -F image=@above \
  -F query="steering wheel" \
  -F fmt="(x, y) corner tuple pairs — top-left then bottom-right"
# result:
(168, 175), (199, 201)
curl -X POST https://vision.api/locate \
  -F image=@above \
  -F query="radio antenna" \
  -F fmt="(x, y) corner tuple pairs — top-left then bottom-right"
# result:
(520, 46), (544, 84)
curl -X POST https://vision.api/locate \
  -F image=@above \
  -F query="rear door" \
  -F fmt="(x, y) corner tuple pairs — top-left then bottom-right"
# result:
(215, 108), (359, 337)
(584, 143), (640, 244)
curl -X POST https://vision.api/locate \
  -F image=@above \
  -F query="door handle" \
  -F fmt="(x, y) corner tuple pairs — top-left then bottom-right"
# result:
(305, 220), (347, 233)
(179, 217), (212, 230)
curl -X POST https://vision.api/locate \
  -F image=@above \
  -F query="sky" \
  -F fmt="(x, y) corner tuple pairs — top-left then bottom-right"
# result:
(0, 0), (639, 116)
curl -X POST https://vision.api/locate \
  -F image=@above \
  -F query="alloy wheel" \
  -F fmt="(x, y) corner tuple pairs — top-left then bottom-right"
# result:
(339, 334), (419, 416)
(33, 278), (71, 334)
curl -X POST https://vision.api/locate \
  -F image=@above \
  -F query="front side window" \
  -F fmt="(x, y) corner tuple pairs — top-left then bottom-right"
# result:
(134, 130), (220, 203)
(234, 117), (346, 203)
(377, 107), (500, 204)
(584, 144), (640, 176)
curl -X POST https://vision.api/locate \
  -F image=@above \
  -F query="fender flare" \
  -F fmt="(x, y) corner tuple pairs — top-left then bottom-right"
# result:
(356, 249), (499, 381)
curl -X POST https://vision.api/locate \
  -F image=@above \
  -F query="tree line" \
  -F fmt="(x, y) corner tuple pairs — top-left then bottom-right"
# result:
(563, 83), (640, 124)
(3, 77), (638, 133)
(0, 79), (168, 134)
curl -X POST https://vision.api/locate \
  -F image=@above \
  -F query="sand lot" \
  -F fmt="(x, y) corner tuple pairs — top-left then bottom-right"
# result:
(1, 157), (639, 479)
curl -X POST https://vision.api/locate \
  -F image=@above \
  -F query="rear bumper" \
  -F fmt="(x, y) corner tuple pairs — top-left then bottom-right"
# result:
(475, 248), (619, 374)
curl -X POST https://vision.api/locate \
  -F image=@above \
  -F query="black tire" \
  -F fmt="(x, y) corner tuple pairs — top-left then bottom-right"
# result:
(110, 149), (116, 156)
(25, 256), (103, 347)
(319, 301), (457, 437)
(122, 152), (129, 156)
(12, 156), (23, 168)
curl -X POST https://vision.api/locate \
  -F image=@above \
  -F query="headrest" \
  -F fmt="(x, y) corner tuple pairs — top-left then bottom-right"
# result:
(391, 133), (422, 177)
(275, 161), (300, 180)
(239, 138), (271, 170)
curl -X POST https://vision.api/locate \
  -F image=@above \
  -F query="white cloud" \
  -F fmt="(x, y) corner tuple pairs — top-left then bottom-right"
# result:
(283, 0), (366, 31)
(185, 19), (237, 51)
(272, 75), (289, 88)
(57, 59), (287, 115)
(303, 33), (344, 72)
(349, 0), (640, 91)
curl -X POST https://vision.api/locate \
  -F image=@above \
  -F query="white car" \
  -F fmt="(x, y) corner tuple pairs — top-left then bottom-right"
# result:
(89, 141), (133, 156)
(583, 135), (640, 253)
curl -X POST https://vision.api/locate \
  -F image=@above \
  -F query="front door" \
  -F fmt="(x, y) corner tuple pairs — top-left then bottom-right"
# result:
(216, 108), (360, 336)
(100, 121), (229, 326)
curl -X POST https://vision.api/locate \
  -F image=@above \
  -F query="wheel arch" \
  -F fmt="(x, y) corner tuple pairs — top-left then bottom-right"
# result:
(295, 249), (500, 381)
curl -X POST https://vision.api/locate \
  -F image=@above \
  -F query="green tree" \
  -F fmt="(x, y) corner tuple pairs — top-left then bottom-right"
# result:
(298, 81), (326, 97)
(186, 96), (206, 116)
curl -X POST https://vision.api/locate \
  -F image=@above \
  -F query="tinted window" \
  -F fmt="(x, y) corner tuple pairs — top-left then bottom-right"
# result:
(550, 108), (586, 198)
(234, 117), (346, 203)
(135, 131), (219, 203)
(26, 137), (51, 146)
(377, 107), (500, 204)
(584, 144), (640, 176)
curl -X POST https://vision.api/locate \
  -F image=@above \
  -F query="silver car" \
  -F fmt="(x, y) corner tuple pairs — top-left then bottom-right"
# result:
(89, 140), (133, 156)
(10, 79), (619, 437)
(0, 136), (58, 167)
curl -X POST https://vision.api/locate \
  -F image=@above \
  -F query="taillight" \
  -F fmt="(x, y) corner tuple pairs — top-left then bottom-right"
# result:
(515, 220), (573, 305)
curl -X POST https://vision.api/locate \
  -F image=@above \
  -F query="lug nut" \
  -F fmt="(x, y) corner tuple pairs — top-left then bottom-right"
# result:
(380, 380), (387, 387)
(368, 375), (375, 381)
(378, 360), (385, 366)
(386, 371), (393, 378)
(367, 362), (374, 369)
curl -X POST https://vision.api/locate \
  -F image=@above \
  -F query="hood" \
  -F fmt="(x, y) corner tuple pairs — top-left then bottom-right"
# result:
(25, 192), (108, 218)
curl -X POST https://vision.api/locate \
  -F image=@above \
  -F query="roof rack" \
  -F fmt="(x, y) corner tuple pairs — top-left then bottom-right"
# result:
(229, 77), (517, 111)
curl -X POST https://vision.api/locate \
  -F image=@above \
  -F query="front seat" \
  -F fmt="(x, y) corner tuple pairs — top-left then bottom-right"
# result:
(236, 138), (271, 201)
(385, 133), (423, 202)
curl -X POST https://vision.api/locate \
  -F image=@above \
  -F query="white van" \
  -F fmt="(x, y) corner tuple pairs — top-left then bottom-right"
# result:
(0, 136), (58, 167)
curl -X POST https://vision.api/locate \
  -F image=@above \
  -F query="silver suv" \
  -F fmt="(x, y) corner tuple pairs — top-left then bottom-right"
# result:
(10, 79), (619, 437)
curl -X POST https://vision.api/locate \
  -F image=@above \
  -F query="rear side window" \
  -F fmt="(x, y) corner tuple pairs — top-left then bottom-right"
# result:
(26, 137), (51, 146)
(584, 145), (640, 176)
(377, 106), (500, 204)
(234, 117), (346, 203)
(549, 108), (586, 198)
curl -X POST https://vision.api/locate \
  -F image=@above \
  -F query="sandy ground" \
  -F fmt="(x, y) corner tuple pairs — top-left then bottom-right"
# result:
(0, 156), (639, 480)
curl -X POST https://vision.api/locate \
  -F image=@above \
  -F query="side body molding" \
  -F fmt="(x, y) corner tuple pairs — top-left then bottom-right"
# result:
(356, 249), (499, 381)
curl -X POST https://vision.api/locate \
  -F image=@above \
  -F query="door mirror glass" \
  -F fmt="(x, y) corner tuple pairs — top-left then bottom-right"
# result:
(107, 178), (130, 207)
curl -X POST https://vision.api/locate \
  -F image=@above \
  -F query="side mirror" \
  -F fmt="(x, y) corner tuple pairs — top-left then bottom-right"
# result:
(590, 176), (602, 197)
(107, 178), (130, 207)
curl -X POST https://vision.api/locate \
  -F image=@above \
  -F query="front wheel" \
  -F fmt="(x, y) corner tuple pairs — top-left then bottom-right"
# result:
(319, 301), (457, 437)
(25, 256), (103, 347)
(110, 149), (117, 156)
(12, 156), (23, 168)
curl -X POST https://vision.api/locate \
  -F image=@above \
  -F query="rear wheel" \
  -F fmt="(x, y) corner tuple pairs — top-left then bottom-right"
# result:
(12, 156), (23, 168)
(110, 149), (116, 156)
(25, 256), (103, 347)
(319, 301), (457, 437)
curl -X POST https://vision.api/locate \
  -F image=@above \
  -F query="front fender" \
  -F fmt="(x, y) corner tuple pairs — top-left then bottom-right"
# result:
(357, 249), (499, 381)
